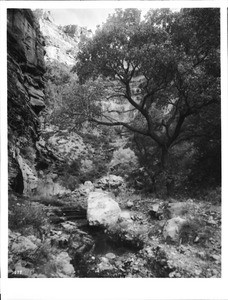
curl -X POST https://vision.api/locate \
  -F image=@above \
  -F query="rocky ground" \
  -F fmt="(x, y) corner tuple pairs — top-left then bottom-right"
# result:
(8, 175), (221, 278)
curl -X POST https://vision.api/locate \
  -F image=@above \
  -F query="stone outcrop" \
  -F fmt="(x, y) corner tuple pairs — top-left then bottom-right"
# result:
(47, 131), (87, 162)
(8, 9), (47, 195)
(33, 10), (92, 66)
(7, 9), (70, 197)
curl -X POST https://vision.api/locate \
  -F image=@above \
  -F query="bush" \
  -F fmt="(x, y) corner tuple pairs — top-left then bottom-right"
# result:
(59, 173), (80, 191)
(179, 220), (200, 244)
(203, 187), (221, 204)
(109, 147), (139, 178)
(9, 200), (47, 233)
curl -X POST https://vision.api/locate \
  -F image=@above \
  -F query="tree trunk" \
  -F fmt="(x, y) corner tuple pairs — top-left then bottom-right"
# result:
(159, 146), (169, 198)
(161, 146), (168, 170)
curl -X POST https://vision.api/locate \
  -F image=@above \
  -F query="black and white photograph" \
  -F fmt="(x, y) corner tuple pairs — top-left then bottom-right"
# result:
(6, 5), (222, 280)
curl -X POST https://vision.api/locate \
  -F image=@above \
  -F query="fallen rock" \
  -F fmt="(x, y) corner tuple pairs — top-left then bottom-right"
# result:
(210, 254), (220, 261)
(163, 217), (187, 243)
(207, 216), (217, 225)
(26, 235), (42, 246)
(149, 203), (161, 219)
(126, 201), (134, 209)
(96, 175), (124, 189)
(105, 253), (116, 260)
(78, 181), (94, 196)
(118, 210), (132, 222)
(11, 235), (38, 254)
(98, 260), (115, 272)
(107, 217), (148, 249)
(61, 221), (78, 233)
(50, 232), (69, 248)
(68, 229), (94, 258)
(47, 131), (87, 163)
(87, 191), (121, 227)
(54, 252), (75, 278)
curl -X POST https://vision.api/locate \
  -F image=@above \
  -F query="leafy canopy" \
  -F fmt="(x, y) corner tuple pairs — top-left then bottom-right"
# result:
(75, 8), (220, 179)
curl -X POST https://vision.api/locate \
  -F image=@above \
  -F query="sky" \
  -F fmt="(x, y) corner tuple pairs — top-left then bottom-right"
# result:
(49, 9), (115, 31)
(48, 8), (151, 32)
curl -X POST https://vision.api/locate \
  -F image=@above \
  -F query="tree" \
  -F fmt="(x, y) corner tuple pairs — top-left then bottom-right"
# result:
(75, 8), (220, 192)
(50, 78), (103, 131)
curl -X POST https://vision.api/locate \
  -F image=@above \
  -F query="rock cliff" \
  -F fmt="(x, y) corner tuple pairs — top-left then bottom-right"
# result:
(8, 9), (47, 195)
(7, 9), (95, 197)
(33, 10), (92, 66)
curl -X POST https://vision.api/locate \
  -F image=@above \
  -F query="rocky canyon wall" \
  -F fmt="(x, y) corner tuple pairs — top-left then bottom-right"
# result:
(8, 9), (49, 195)
(7, 9), (105, 197)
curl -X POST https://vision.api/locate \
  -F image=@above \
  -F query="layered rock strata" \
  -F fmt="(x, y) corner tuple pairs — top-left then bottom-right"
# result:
(8, 9), (47, 195)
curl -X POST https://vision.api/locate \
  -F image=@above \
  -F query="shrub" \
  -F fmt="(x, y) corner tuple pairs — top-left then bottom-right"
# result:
(203, 187), (221, 204)
(110, 147), (138, 168)
(9, 200), (47, 233)
(178, 217), (214, 245)
(59, 173), (80, 191)
(109, 147), (138, 178)
(179, 220), (200, 244)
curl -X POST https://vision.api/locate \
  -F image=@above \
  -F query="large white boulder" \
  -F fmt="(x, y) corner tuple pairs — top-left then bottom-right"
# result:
(87, 191), (121, 227)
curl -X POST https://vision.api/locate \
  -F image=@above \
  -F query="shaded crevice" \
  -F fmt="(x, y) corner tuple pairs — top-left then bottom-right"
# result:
(11, 168), (24, 194)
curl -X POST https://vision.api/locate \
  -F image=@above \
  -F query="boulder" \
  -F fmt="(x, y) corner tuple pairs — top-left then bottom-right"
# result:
(96, 175), (124, 189)
(107, 215), (148, 249)
(54, 252), (75, 278)
(105, 253), (116, 260)
(118, 210), (132, 223)
(68, 229), (94, 257)
(11, 235), (38, 254)
(87, 191), (121, 227)
(78, 181), (94, 196)
(61, 221), (78, 233)
(50, 232), (69, 248)
(163, 217), (187, 243)
(47, 131), (86, 163)
(149, 203), (161, 220)
(98, 260), (115, 272)
(126, 201), (134, 209)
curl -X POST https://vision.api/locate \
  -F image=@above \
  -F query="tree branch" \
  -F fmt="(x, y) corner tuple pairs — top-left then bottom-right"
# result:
(106, 108), (137, 114)
(90, 118), (149, 137)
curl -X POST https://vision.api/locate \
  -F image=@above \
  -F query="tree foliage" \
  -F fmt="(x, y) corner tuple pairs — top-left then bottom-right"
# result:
(73, 8), (220, 194)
